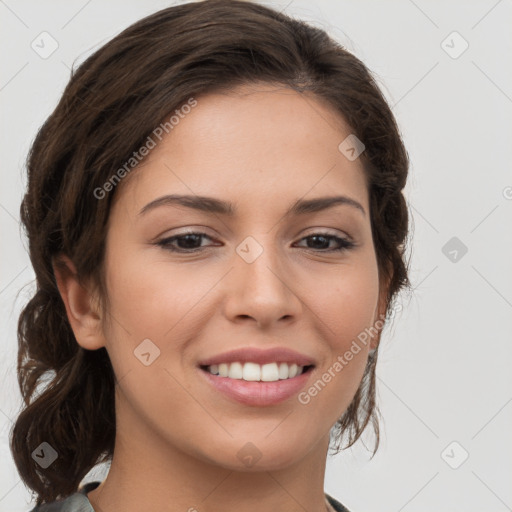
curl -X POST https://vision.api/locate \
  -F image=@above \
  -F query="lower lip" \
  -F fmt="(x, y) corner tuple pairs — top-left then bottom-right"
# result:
(199, 367), (313, 406)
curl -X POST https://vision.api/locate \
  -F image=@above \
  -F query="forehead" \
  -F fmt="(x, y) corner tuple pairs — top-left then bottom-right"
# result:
(113, 84), (369, 216)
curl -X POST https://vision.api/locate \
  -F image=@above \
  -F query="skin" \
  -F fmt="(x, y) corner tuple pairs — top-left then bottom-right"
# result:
(54, 83), (388, 512)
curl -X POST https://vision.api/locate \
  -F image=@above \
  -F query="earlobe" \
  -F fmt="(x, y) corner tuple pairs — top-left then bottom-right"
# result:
(52, 254), (106, 351)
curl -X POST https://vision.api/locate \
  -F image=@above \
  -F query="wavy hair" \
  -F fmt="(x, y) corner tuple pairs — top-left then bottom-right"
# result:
(10, 0), (412, 505)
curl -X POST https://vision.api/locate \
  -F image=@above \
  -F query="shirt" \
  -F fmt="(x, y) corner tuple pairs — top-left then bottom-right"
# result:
(29, 481), (351, 512)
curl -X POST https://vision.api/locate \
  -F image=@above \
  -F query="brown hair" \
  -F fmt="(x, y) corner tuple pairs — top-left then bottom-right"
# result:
(11, 0), (411, 505)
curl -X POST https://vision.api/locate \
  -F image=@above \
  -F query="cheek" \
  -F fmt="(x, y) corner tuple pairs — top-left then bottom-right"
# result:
(100, 248), (230, 384)
(312, 255), (380, 348)
(297, 277), (377, 427)
(99, 255), (208, 408)
(308, 254), (379, 395)
(104, 249), (207, 337)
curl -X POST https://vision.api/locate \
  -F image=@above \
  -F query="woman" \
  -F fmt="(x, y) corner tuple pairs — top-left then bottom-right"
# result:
(11, 1), (411, 511)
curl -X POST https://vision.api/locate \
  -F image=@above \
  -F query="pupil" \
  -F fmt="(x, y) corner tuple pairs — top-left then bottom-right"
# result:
(309, 235), (328, 249)
(180, 234), (201, 248)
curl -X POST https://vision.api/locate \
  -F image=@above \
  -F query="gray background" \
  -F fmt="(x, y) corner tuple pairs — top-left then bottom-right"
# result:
(1, 1), (511, 511)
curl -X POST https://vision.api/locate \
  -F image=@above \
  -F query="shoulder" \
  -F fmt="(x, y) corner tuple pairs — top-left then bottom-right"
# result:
(28, 482), (101, 512)
(326, 492), (352, 512)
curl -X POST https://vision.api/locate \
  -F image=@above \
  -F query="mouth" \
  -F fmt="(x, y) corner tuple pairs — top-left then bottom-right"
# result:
(197, 347), (316, 406)
(197, 350), (316, 406)
(199, 361), (315, 382)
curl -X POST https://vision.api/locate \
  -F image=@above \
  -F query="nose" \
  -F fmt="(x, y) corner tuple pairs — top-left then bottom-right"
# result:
(221, 239), (303, 329)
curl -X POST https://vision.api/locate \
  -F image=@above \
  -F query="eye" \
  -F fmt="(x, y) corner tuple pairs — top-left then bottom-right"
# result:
(294, 233), (355, 252)
(156, 232), (215, 252)
(155, 231), (355, 254)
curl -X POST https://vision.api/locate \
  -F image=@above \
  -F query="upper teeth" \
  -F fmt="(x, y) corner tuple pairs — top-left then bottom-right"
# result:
(206, 362), (305, 381)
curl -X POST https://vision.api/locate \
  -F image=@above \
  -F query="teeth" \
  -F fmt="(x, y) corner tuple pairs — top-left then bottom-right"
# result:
(205, 362), (307, 381)
(278, 362), (289, 379)
(218, 363), (229, 377)
(261, 363), (279, 381)
(228, 362), (243, 379)
(242, 362), (261, 381)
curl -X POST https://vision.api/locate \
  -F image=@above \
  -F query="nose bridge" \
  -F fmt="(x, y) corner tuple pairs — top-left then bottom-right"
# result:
(235, 233), (288, 295)
(224, 233), (301, 326)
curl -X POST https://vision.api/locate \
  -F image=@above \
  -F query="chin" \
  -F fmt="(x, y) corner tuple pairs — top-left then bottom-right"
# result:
(198, 432), (318, 472)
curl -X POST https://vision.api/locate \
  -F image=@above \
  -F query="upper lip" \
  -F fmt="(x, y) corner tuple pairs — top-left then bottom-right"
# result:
(198, 347), (316, 367)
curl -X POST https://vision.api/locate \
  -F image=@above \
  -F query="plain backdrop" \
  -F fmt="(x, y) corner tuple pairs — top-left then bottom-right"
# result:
(1, 1), (511, 511)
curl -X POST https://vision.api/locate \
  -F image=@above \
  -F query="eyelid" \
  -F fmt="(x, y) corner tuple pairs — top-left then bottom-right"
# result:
(300, 227), (351, 239)
(152, 226), (218, 242)
(156, 227), (351, 243)
(155, 229), (356, 254)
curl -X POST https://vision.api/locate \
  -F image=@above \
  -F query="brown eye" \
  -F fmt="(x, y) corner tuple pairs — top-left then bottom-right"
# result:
(295, 233), (355, 252)
(157, 232), (214, 252)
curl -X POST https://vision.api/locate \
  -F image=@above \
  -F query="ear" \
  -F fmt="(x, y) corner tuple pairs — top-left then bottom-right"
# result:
(369, 274), (390, 351)
(52, 254), (106, 350)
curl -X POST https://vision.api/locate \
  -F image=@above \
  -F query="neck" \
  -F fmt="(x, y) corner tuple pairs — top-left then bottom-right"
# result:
(87, 405), (332, 512)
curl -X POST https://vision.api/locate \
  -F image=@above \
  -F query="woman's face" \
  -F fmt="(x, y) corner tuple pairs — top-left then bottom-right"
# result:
(97, 84), (385, 471)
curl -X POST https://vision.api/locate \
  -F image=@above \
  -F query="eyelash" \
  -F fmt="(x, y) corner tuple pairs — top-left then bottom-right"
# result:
(156, 232), (355, 253)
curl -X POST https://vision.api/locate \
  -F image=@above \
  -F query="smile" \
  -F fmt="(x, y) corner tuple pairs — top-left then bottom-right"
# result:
(199, 364), (315, 406)
(203, 361), (311, 381)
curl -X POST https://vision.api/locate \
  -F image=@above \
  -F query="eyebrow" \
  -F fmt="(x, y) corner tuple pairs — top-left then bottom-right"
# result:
(138, 194), (366, 217)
